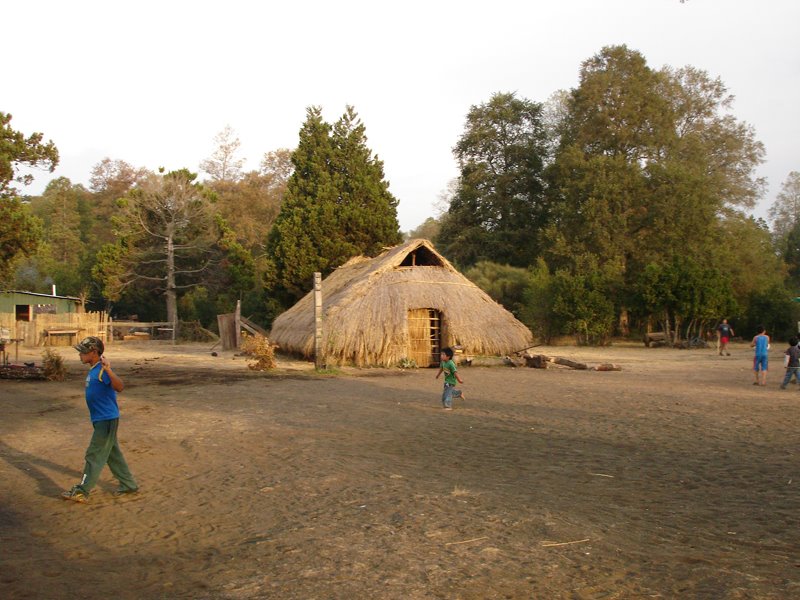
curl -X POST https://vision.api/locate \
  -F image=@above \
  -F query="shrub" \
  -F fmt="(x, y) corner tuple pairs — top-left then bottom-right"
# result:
(42, 348), (67, 381)
(241, 333), (277, 371)
(177, 320), (218, 342)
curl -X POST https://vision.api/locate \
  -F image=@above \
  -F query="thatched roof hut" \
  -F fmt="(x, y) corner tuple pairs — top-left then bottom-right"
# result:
(269, 239), (533, 367)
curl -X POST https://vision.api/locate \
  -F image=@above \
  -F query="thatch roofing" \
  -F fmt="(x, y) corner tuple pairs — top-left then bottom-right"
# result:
(269, 239), (533, 366)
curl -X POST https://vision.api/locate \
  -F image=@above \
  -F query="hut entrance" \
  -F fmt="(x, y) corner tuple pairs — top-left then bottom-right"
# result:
(408, 308), (441, 367)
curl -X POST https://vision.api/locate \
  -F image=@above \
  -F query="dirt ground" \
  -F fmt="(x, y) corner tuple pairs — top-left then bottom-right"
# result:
(1, 340), (798, 599)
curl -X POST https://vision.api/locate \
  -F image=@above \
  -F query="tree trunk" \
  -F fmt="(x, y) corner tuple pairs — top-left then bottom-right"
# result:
(672, 315), (682, 347)
(523, 354), (588, 370)
(618, 308), (630, 337)
(165, 231), (179, 338)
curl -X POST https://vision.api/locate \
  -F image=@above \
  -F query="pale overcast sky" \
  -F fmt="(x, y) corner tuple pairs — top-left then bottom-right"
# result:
(4, 0), (798, 231)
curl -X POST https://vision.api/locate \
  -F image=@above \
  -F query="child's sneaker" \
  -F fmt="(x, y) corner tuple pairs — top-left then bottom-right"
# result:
(61, 485), (88, 503)
(112, 487), (139, 498)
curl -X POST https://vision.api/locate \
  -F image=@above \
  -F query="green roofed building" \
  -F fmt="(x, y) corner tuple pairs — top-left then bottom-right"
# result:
(0, 290), (83, 322)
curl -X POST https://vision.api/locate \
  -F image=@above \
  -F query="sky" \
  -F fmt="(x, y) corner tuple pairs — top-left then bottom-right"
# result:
(4, 0), (799, 232)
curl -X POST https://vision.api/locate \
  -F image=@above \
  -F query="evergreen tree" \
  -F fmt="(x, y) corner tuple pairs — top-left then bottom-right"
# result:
(267, 106), (401, 301)
(332, 106), (402, 255)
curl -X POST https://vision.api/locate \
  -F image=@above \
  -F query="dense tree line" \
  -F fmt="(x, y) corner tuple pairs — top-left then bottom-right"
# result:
(2, 45), (798, 344)
(1, 107), (400, 330)
(443, 46), (797, 344)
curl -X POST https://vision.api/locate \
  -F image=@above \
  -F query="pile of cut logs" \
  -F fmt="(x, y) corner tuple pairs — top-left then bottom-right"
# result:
(510, 353), (621, 371)
(0, 364), (47, 380)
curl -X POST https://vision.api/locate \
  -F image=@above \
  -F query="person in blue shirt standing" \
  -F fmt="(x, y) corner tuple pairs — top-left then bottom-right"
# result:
(750, 325), (770, 387)
(61, 336), (138, 503)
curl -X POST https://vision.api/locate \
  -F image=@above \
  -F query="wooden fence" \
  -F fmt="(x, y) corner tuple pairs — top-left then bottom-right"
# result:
(0, 311), (109, 347)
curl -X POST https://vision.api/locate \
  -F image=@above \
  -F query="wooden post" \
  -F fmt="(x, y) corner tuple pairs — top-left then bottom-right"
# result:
(235, 299), (242, 350)
(314, 272), (324, 370)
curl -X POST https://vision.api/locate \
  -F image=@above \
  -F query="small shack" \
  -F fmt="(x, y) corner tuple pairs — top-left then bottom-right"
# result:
(269, 239), (533, 367)
(0, 290), (82, 320)
(0, 290), (106, 347)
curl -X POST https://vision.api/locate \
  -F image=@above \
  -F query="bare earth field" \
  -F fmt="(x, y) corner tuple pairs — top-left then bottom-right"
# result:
(1, 341), (798, 599)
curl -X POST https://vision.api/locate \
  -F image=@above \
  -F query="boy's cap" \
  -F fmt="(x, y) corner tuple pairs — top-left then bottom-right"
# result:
(74, 336), (104, 355)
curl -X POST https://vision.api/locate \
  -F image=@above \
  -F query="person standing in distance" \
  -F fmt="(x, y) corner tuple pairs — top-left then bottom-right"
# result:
(61, 336), (139, 503)
(780, 336), (800, 389)
(750, 325), (770, 387)
(717, 318), (734, 356)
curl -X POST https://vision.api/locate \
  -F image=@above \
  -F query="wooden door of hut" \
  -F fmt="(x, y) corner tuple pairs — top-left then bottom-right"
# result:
(407, 308), (441, 367)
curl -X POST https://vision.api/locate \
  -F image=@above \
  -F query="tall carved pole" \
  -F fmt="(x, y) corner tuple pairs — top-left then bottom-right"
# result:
(314, 272), (324, 370)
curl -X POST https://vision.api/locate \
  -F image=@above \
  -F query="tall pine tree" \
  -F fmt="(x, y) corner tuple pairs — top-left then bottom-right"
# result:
(267, 106), (401, 301)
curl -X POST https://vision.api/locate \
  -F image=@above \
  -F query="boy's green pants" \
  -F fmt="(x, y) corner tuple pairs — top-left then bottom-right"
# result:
(76, 418), (138, 495)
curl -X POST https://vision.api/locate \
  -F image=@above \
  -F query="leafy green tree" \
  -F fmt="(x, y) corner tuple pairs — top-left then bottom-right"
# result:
(0, 112), (58, 280)
(713, 214), (789, 315)
(550, 256), (616, 346)
(552, 46), (764, 262)
(663, 65), (765, 213)
(784, 221), (800, 287)
(546, 46), (766, 341)
(406, 216), (441, 241)
(438, 92), (549, 267)
(736, 281), (797, 341)
(547, 45), (676, 275)
(0, 200), (42, 284)
(267, 106), (401, 301)
(464, 261), (530, 321)
(212, 214), (257, 310)
(629, 254), (736, 344)
(18, 177), (91, 294)
(520, 258), (556, 342)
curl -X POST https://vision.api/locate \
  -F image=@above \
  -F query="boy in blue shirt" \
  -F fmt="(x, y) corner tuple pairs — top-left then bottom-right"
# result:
(61, 336), (138, 503)
(750, 325), (770, 387)
(435, 347), (465, 410)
